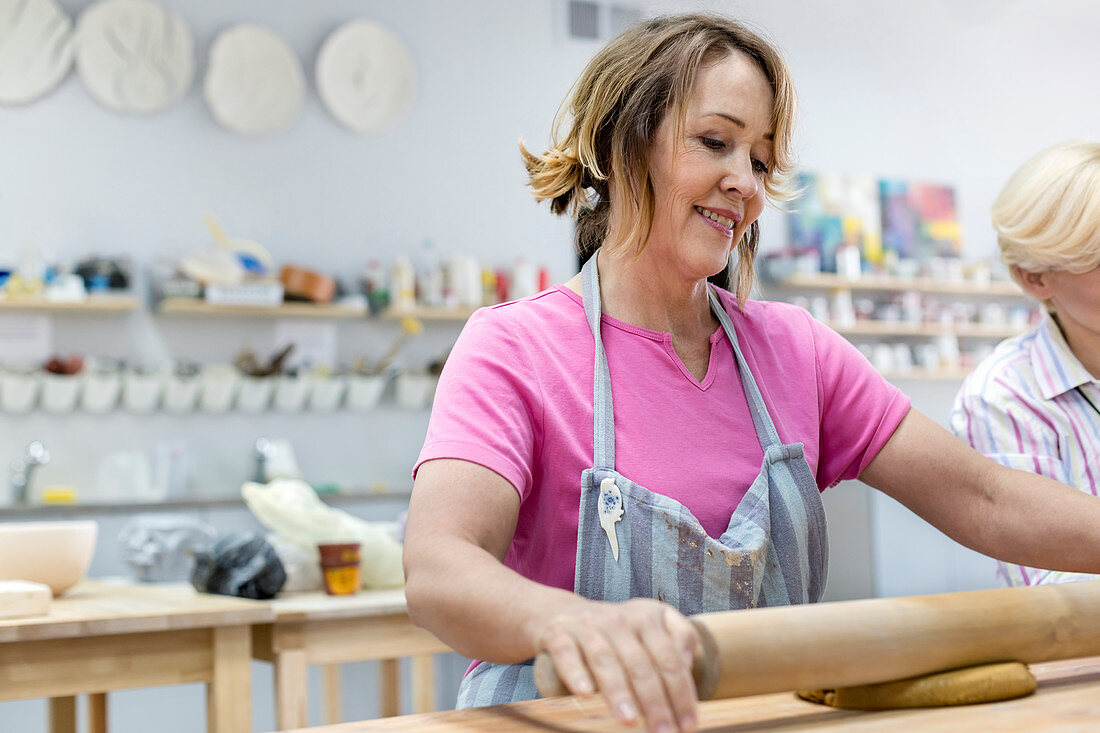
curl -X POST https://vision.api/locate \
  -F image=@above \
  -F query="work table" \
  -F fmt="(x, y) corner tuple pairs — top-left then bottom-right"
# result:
(286, 657), (1100, 732)
(0, 579), (272, 732)
(0, 578), (273, 642)
(254, 587), (451, 729)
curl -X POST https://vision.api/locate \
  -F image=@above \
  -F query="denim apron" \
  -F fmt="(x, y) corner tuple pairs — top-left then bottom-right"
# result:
(456, 253), (829, 707)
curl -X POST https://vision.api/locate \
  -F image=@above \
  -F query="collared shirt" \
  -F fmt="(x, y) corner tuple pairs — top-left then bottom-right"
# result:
(951, 312), (1100, 587)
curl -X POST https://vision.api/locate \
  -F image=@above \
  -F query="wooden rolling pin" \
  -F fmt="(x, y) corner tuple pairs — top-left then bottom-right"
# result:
(533, 580), (1100, 700)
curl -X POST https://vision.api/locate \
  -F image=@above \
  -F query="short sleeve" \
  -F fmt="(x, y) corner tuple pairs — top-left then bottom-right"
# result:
(412, 308), (543, 499)
(808, 315), (911, 487)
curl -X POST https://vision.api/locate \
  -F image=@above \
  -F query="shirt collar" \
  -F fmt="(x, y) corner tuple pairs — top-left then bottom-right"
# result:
(1030, 311), (1096, 400)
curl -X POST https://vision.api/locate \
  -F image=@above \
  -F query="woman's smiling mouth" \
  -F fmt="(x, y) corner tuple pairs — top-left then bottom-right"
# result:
(695, 205), (740, 236)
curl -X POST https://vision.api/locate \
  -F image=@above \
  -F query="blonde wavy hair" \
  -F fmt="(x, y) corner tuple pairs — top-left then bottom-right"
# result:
(520, 13), (798, 306)
(993, 140), (1100, 295)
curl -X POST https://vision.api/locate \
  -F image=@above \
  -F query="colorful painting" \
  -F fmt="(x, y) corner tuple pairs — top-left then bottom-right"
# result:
(786, 172), (880, 272)
(786, 172), (960, 272)
(879, 181), (961, 259)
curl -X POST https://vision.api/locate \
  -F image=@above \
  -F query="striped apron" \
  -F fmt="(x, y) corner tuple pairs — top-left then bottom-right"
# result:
(456, 252), (829, 706)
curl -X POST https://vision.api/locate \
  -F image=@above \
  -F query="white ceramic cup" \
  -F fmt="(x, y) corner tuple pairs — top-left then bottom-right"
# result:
(273, 374), (312, 413)
(122, 371), (164, 413)
(41, 373), (81, 414)
(236, 376), (275, 413)
(346, 374), (387, 411)
(0, 371), (41, 414)
(308, 375), (347, 412)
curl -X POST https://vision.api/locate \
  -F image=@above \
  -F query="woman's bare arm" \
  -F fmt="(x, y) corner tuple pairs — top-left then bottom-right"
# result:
(404, 458), (700, 732)
(860, 409), (1100, 573)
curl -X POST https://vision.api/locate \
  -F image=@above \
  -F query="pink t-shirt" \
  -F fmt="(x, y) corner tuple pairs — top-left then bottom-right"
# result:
(414, 285), (910, 592)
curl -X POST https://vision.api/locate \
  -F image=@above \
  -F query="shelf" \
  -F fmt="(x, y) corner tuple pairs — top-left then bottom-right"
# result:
(771, 273), (1026, 297)
(827, 320), (1027, 339)
(379, 306), (479, 322)
(0, 294), (141, 313)
(882, 367), (974, 381)
(0, 490), (412, 518)
(158, 297), (368, 319)
(157, 298), (480, 321)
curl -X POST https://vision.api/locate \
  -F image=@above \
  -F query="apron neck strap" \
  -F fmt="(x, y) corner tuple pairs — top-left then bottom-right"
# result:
(707, 286), (783, 449)
(581, 252), (616, 473)
(582, 251), (784, 473)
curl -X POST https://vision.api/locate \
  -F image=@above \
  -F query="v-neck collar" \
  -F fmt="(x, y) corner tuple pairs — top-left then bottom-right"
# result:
(556, 284), (725, 389)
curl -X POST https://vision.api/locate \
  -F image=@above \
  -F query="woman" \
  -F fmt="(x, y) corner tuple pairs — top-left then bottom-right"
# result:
(951, 140), (1100, 588)
(405, 15), (1100, 733)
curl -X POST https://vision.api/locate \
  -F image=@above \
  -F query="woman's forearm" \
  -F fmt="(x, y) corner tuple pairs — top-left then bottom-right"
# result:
(862, 410), (1100, 575)
(975, 465), (1100, 574)
(404, 535), (590, 663)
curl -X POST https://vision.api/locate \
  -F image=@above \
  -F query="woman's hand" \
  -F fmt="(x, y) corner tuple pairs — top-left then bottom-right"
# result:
(535, 597), (700, 733)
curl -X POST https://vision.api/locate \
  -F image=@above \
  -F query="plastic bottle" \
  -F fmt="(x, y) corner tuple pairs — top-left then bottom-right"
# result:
(481, 269), (497, 306)
(511, 258), (538, 300)
(391, 255), (416, 312)
(364, 260), (390, 314)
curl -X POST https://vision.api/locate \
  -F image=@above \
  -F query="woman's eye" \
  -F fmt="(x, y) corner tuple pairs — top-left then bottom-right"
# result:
(701, 137), (725, 150)
(752, 159), (770, 175)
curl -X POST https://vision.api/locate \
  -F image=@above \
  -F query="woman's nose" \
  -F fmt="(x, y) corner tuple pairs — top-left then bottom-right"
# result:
(722, 157), (759, 200)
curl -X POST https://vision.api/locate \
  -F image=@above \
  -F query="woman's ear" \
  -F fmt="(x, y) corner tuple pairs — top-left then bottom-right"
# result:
(1014, 265), (1054, 301)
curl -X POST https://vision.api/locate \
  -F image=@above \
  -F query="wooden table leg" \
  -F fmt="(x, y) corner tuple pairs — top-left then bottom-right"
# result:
(89, 693), (108, 733)
(48, 697), (77, 733)
(274, 648), (309, 730)
(411, 655), (435, 714)
(379, 659), (401, 717)
(323, 664), (342, 724)
(206, 626), (252, 733)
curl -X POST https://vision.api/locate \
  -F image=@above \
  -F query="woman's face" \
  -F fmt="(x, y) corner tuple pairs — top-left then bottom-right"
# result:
(1042, 265), (1100, 340)
(645, 51), (775, 281)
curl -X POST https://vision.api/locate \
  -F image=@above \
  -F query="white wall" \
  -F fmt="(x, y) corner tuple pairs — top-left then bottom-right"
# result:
(1, 1), (1098, 729)
(729, 0), (1100, 263)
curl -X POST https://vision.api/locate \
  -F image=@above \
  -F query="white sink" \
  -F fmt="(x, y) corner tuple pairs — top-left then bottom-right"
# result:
(0, 521), (97, 595)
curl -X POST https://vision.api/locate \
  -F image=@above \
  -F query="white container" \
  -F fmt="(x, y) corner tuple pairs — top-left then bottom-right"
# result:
(81, 371), (122, 413)
(0, 371), (41, 414)
(273, 374), (312, 413)
(0, 521), (98, 595)
(40, 373), (81, 414)
(395, 372), (437, 410)
(162, 374), (201, 413)
(308, 374), (347, 412)
(122, 371), (164, 413)
(346, 374), (387, 411)
(236, 376), (275, 413)
(199, 366), (240, 413)
(95, 450), (157, 503)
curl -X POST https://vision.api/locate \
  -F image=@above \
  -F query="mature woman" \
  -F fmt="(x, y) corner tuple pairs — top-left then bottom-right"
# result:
(405, 15), (1100, 733)
(951, 140), (1100, 588)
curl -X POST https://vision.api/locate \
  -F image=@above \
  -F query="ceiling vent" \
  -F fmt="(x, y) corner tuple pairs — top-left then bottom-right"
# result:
(568, 0), (601, 40)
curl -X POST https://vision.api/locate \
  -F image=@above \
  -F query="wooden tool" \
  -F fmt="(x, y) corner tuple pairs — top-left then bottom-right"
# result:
(0, 580), (51, 619)
(533, 580), (1100, 701)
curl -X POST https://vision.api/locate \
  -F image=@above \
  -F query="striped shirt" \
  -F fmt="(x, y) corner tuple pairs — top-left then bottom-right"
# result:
(951, 311), (1100, 587)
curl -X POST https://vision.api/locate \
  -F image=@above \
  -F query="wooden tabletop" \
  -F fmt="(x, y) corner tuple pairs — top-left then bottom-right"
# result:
(0, 580), (273, 643)
(265, 589), (408, 622)
(289, 657), (1100, 732)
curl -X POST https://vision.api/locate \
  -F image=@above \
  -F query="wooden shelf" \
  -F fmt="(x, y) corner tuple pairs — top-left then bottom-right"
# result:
(827, 320), (1026, 339)
(0, 294), (140, 313)
(882, 367), (974, 381)
(157, 299), (480, 321)
(0, 490), (411, 518)
(379, 306), (479, 322)
(158, 297), (368, 319)
(771, 273), (1026, 297)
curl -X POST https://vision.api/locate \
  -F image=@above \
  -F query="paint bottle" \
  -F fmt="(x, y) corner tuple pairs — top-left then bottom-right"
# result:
(391, 255), (416, 312)
(318, 542), (361, 595)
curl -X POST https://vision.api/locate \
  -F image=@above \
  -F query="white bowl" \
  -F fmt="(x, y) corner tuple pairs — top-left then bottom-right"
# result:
(0, 521), (98, 595)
